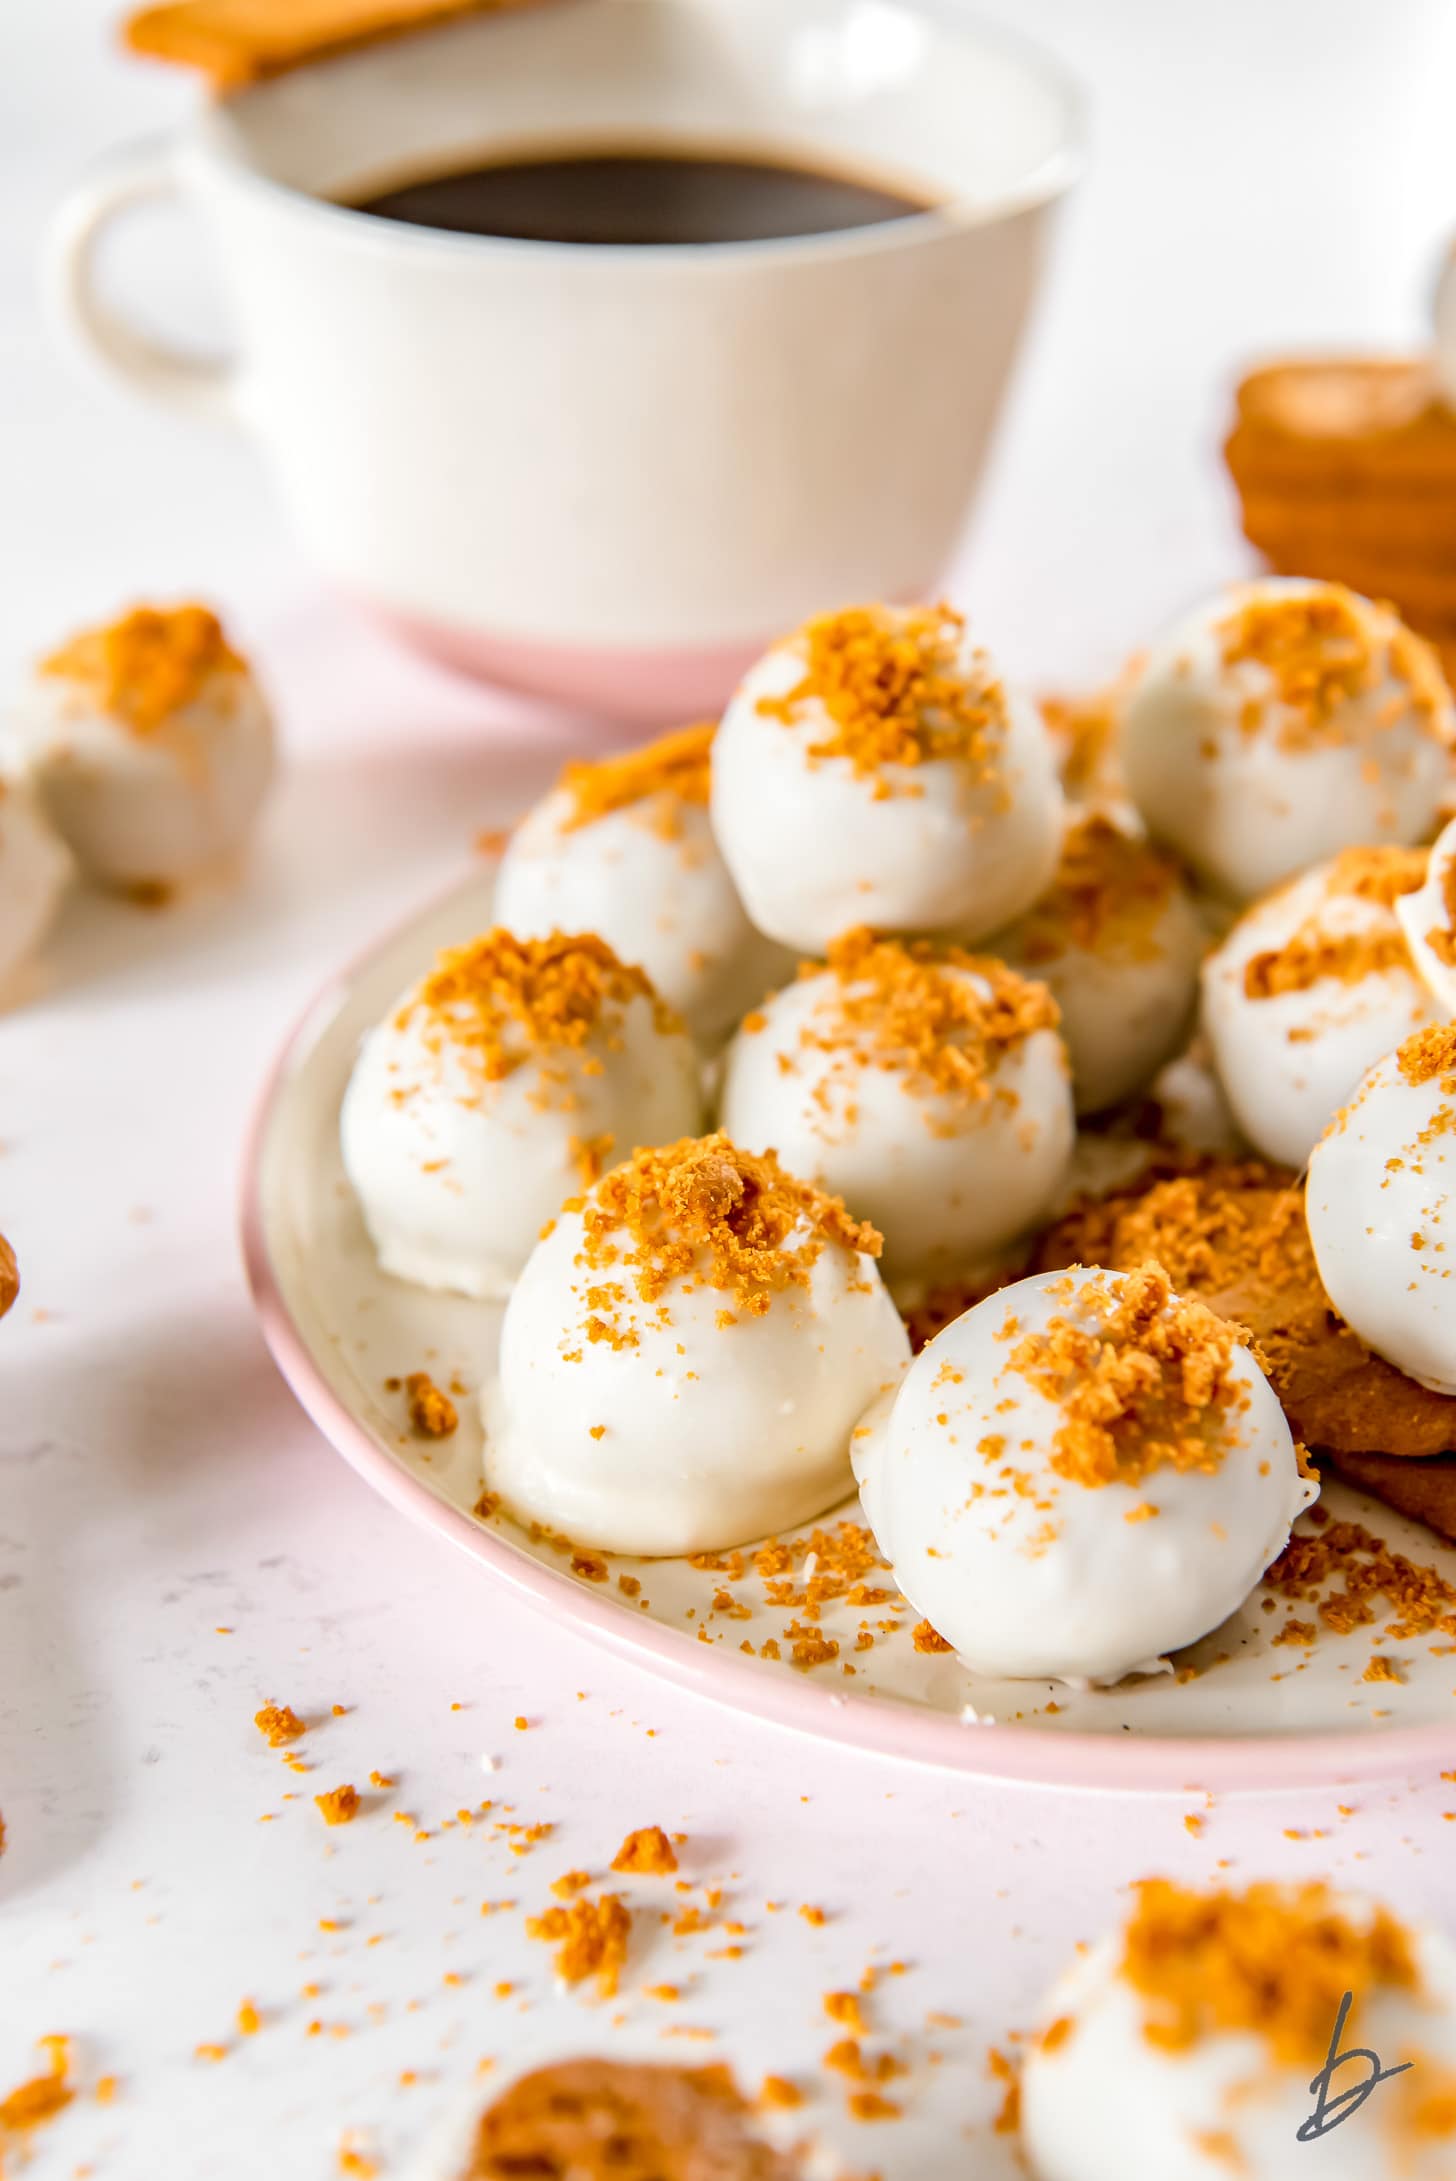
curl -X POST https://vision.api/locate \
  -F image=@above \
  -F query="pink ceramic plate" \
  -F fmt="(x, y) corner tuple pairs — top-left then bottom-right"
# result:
(241, 873), (1456, 1796)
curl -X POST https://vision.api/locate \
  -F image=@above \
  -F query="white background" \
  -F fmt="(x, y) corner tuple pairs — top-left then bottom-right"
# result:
(4, 3), (1456, 2175)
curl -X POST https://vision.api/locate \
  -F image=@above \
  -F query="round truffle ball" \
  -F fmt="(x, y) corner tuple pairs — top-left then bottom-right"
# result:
(16, 604), (274, 891)
(1121, 580), (1453, 902)
(482, 1135), (911, 1555)
(718, 932), (1073, 1285)
(1201, 845), (1437, 1168)
(853, 1265), (1314, 1684)
(494, 724), (789, 1047)
(710, 603), (1063, 952)
(341, 931), (702, 1301)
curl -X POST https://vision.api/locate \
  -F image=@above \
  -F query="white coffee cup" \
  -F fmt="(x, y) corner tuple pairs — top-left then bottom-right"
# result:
(50, 0), (1081, 721)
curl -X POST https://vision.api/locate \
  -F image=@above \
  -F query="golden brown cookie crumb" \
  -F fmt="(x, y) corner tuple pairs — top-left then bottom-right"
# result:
(254, 1702), (306, 1747)
(558, 723), (714, 836)
(611, 1826), (679, 1876)
(404, 930), (674, 1084)
(0, 1232), (17, 1322)
(1244, 925), (1412, 1000)
(797, 927), (1060, 1110)
(404, 1371), (457, 1438)
(1239, 843), (1425, 1002)
(525, 1891), (632, 1996)
(1397, 1022), (1456, 1090)
(572, 1134), (879, 1351)
(41, 603), (242, 735)
(315, 1784), (360, 1826)
(1325, 842), (1430, 907)
(1007, 1266), (1250, 1489)
(1266, 1518), (1456, 1642)
(0, 2036), (73, 2135)
(1035, 1160), (1456, 1461)
(1012, 814), (1180, 966)
(1120, 1878), (1417, 2064)
(911, 1620), (954, 1654)
(1216, 585), (1447, 749)
(758, 603), (1006, 789)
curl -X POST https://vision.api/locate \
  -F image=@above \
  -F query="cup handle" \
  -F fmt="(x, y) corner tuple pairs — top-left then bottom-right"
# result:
(47, 134), (239, 427)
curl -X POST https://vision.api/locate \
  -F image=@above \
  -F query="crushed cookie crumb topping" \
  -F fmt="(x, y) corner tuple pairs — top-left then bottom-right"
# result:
(525, 1892), (631, 1996)
(405, 1372), (457, 1438)
(1397, 1022), (1456, 1090)
(798, 926), (1059, 1107)
(41, 602), (244, 734)
(757, 603), (1007, 788)
(1120, 1878), (1419, 2065)
(1013, 814), (1180, 964)
(611, 1826), (678, 1876)
(401, 930), (674, 1083)
(556, 722), (714, 837)
(1243, 926), (1412, 1001)
(1007, 1267), (1252, 1488)
(1325, 843), (1429, 907)
(1215, 585), (1448, 750)
(570, 1134), (879, 1350)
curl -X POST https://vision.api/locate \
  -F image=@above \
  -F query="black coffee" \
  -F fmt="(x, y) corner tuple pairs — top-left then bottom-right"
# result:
(346, 147), (932, 246)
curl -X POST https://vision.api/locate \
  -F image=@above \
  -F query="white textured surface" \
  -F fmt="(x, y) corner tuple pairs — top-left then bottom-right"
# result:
(6, 4), (1456, 2177)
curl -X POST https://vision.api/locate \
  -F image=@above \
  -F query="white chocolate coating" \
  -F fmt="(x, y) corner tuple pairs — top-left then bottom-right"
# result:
(12, 663), (275, 890)
(710, 613), (1063, 952)
(1202, 853), (1437, 1169)
(1397, 812), (1456, 1015)
(1023, 1914), (1456, 2181)
(717, 965), (1074, 1283)
(1306, 1038), (1456, 1394)
(341, 970), (702, 1301)
(853, 1269), (1314, 1684)
(991, 817), (1206, 1113)
(495, 784), (790, 1047)
(0, 776), (71, 994)
(482, 1184), (911, 1556)
(1122, 580), (1454, 902)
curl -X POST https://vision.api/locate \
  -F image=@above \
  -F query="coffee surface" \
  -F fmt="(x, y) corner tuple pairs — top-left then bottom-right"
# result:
(347, 148), (931, 245)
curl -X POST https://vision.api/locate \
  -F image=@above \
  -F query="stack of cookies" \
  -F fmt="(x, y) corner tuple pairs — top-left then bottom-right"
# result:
(1226, 356), (1456, 682)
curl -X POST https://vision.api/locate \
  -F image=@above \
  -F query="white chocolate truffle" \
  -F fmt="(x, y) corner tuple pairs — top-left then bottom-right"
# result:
(482, 1134), (910, 1555)
(1396, 810), (1456, 1015)
(494, 724), (790, 1047)
(1122, 580), (1454, 902)
(1201, 845), (1437, 1168)
(710, 603), (1062, 952)
(341, 931), (701, 1301)
(1023, 1880), (1456, 2181)
(0, 775), (71, 994)
(992, 812), (1205, 1113)
(15, 604), (275, 891)
(853, 1265), (1313, 1684)
(1306, 1024), (1456, 1394)
(718, 931), (1073, 1284)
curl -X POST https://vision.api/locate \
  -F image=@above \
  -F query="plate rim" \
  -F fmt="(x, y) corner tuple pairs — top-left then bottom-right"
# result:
(238, 870), (1456, 1797)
